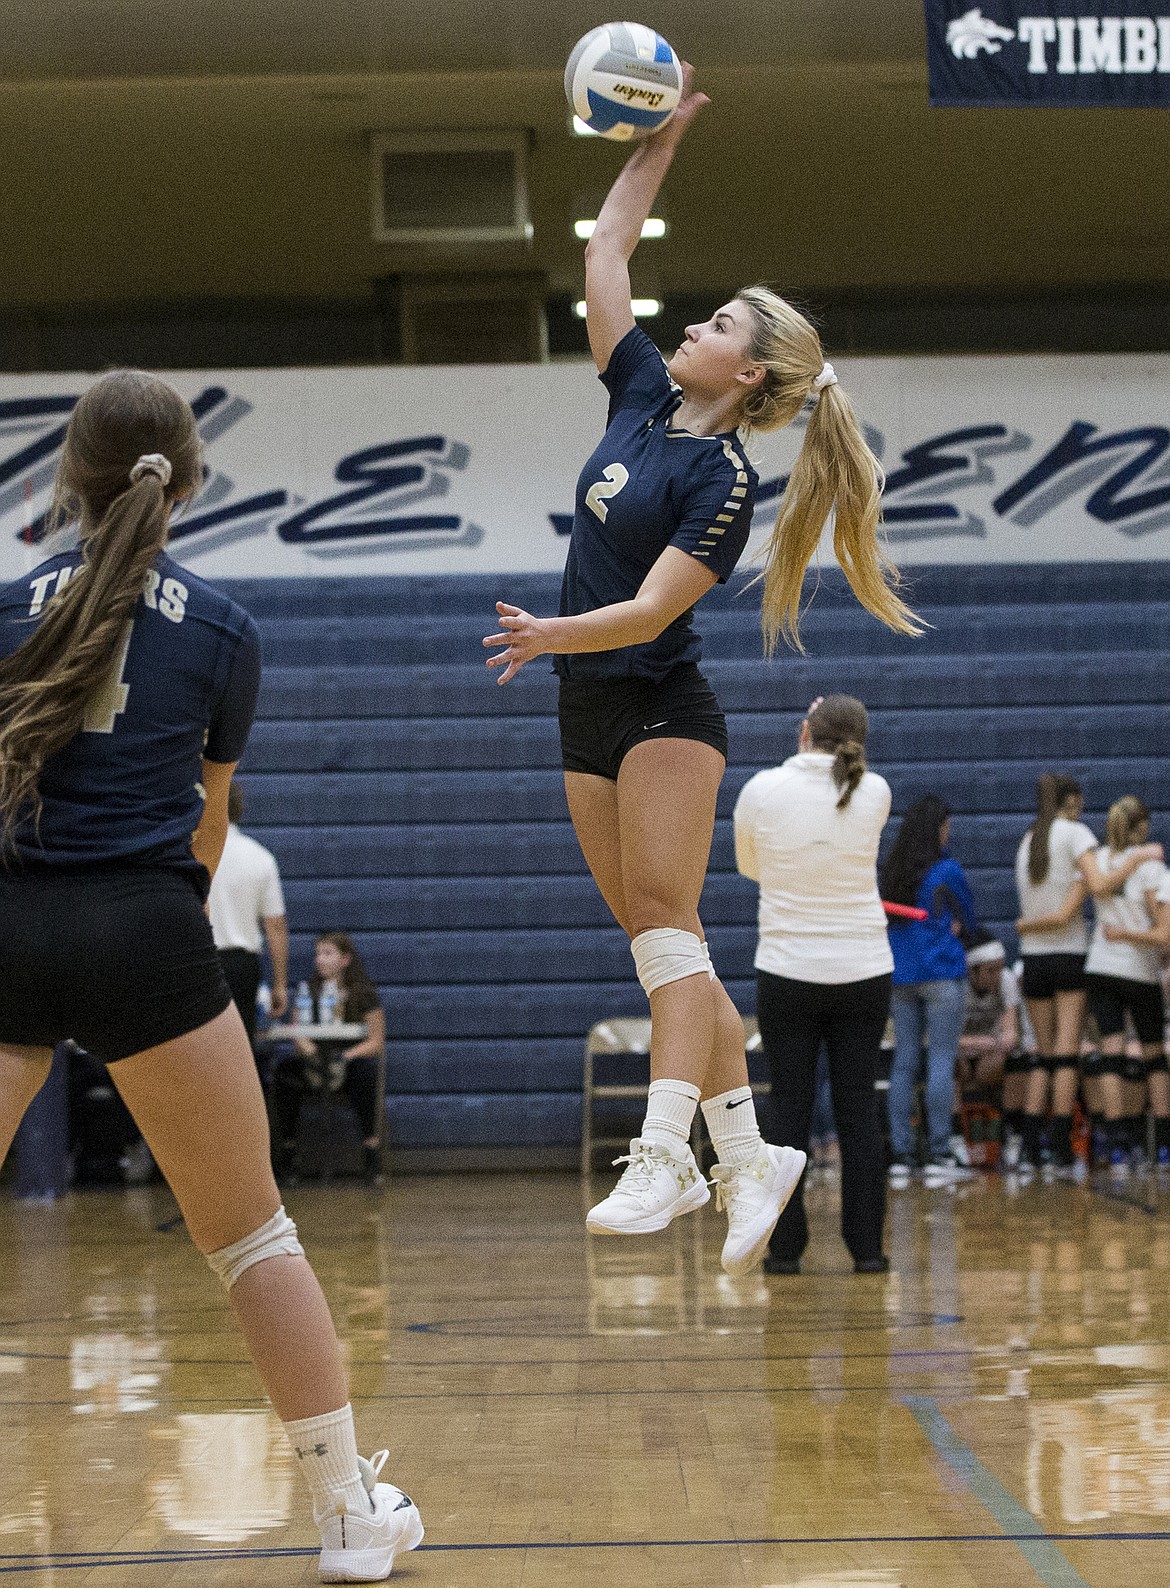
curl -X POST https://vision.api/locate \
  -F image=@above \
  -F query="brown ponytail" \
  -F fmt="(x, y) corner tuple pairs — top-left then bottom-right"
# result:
(1027, 773), (1082, 885)
(734, 286), (921, 654)
(808, 693), (869, 811)
(0, 371), (201, 845)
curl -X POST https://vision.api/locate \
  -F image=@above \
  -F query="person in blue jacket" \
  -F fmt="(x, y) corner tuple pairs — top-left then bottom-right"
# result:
(879, 794), (977, 1185)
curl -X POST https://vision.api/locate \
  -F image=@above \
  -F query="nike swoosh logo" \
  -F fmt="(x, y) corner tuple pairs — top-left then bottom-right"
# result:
(725, 1097), (751, 1109)
(643, 720), (668, 730)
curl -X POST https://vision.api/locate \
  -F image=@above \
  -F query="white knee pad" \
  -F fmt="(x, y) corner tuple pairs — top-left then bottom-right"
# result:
(631, 928), (712, 997)
(701, 940), (717, 981)
(206, 1205), (304, 1291)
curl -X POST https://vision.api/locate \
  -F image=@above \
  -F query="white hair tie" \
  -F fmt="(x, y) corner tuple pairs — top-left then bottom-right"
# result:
(812, 363), (838, 394)
(130, 453), (172, 486)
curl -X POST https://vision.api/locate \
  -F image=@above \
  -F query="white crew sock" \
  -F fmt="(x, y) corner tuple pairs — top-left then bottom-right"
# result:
(641, 1079), (701, 1151)
(284, 1402), (371, 1522)
(702, 1086), (764, 1168)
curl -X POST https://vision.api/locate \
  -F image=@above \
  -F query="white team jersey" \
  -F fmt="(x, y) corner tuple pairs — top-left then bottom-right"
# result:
(1085, 847), (1167, 985)
(1015, 816), (1097, 955)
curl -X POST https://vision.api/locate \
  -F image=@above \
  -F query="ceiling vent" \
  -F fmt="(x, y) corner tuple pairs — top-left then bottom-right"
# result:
(370, 131), (532, 246)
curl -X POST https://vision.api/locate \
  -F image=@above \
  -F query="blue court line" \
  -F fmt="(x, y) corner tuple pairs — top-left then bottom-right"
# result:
(905, 1396), (1093, 1587)
(0, 1532), (1166, 1573)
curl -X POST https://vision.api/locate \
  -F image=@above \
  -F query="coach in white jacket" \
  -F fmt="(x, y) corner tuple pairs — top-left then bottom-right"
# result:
(734, 695), (893, 1275)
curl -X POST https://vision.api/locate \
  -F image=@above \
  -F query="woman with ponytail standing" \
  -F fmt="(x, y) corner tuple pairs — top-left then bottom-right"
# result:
(1014, 775), (1160, 1176)
(484, 67), (918, 1275)
(735, 696), (894, 1275)
(0, 374), (421, 1582)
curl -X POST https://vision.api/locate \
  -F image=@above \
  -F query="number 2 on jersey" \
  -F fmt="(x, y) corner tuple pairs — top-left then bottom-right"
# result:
(585, 462), (629, 523)
(83, 621), (133, 734)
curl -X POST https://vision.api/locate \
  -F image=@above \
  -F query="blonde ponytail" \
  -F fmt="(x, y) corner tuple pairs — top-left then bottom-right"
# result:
(1105, 795), (1149, 855)
(734, 286), (921, 654)
(0, 371), (201, 845)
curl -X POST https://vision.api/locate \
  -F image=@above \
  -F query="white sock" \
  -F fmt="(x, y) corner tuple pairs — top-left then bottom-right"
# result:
(702, 1086), (764, 1168)
(641, 1079), (701, 1151)
(284, 1403), (371, 1522)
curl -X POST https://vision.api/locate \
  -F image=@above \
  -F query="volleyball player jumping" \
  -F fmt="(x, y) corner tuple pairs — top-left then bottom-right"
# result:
(0, 373), (420, 1583)
(484, 68), (918, 1274)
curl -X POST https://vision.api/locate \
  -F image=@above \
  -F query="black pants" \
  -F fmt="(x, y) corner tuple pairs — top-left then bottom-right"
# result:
(757, 969), (892, 1265)
(271, 1051), (381, 1148)
(217, 948), (261, 1050)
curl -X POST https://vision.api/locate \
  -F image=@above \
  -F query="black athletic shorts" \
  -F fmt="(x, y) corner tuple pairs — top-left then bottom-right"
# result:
(0, 864), (232, 1064)
(1020, 952), (1087, 1000)
(558, 662), (727, 782)
(1085, 971), (1166, 1046)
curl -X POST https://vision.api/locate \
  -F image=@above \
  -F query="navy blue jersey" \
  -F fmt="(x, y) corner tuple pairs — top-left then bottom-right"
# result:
(0, 549), (260, 877)
(556, 326), (758, 681)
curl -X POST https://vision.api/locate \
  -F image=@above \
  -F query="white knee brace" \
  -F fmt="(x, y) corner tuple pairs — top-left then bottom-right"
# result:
(631, 928), (715, 997)
(206, 1205), (304, 1291)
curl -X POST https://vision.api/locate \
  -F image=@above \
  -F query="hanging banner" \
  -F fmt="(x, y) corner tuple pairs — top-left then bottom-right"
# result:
(2, 349), (1170, 579)
(926, 4), (1170, 106)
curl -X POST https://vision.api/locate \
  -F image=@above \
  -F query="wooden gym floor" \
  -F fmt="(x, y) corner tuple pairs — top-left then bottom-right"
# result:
(0, 1168), (1168, 1586)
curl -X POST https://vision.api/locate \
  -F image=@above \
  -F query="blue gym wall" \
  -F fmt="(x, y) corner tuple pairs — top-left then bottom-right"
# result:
(222, 563), (1170, 1155)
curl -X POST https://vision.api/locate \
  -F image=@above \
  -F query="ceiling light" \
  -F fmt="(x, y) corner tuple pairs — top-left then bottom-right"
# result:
(573, 218), (667, 241)
(573, 299), (662, 319)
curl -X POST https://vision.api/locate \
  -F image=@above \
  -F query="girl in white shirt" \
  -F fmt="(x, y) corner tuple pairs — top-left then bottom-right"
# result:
(1014, 774), (1159, 1174)
(1089, 797), (1170, 1167)
(734, 694), (893, 1275)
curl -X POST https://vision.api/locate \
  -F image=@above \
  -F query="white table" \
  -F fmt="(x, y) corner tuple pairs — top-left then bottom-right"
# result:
(264, 1023), (367, 1042)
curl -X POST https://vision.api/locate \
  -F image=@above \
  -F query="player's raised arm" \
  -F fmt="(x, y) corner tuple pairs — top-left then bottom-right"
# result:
(584, 63), (709, 372)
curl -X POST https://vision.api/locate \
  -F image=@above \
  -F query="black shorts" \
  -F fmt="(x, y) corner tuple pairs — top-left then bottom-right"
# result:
(0, 864), (232, 1064)
(558, 663), (727, 782)
(1085, 971), (1166, 1046)
(1020, 953), (1087, 1000)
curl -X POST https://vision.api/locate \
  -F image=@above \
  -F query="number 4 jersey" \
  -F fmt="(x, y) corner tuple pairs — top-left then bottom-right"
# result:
(0, 549), (260, 880)
(556, 326), (758, 682)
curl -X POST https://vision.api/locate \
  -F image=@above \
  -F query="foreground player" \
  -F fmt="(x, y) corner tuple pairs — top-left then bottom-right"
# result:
(484, 68), (918, 1273)
(0, 373), (421, 1583)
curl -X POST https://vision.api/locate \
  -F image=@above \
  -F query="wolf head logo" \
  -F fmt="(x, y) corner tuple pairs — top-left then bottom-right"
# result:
(946, 8), (1016, 58)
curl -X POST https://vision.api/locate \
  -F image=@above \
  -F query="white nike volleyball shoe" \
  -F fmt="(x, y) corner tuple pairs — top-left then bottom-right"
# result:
(710, 1144), (808, 1276)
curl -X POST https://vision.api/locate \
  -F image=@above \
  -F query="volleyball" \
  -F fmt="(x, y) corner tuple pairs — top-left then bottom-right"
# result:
(565, 22), (682, 141)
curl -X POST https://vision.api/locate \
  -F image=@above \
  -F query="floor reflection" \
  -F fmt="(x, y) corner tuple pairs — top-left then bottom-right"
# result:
(1028, 1389), (1170, 1524)
(585, 1208), (770, 1336)
(70, 1331), (164, 1415)
(151, 1411), (293, 1543)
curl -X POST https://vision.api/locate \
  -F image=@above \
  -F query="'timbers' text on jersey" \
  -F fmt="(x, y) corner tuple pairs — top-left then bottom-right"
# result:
(0, 550), (260, 880)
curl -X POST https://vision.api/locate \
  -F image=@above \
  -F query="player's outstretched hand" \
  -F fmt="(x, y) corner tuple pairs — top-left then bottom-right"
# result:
(484, 601), (550, 685)
(653, 61), (709, 143)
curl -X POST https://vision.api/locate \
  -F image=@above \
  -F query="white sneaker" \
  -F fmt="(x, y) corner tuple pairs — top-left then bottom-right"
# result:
(710, 1144), (807, 1277)
(317, 1451), (424, 1583)
(949, 1132), (972, 1168)
(585, 1137), (709, 1235)
(923, 1156), (975, 1188)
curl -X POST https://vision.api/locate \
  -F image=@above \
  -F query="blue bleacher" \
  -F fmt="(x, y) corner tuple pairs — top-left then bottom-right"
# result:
(220, 563), (1170, 1155)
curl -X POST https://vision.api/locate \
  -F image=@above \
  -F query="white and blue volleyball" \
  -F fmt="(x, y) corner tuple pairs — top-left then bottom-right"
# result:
(565, 22), (682, 141)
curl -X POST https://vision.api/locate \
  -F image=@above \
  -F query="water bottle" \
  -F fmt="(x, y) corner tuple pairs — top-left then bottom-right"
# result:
(319, 981), (338, 1026)
(294, 980), (314, 1026)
